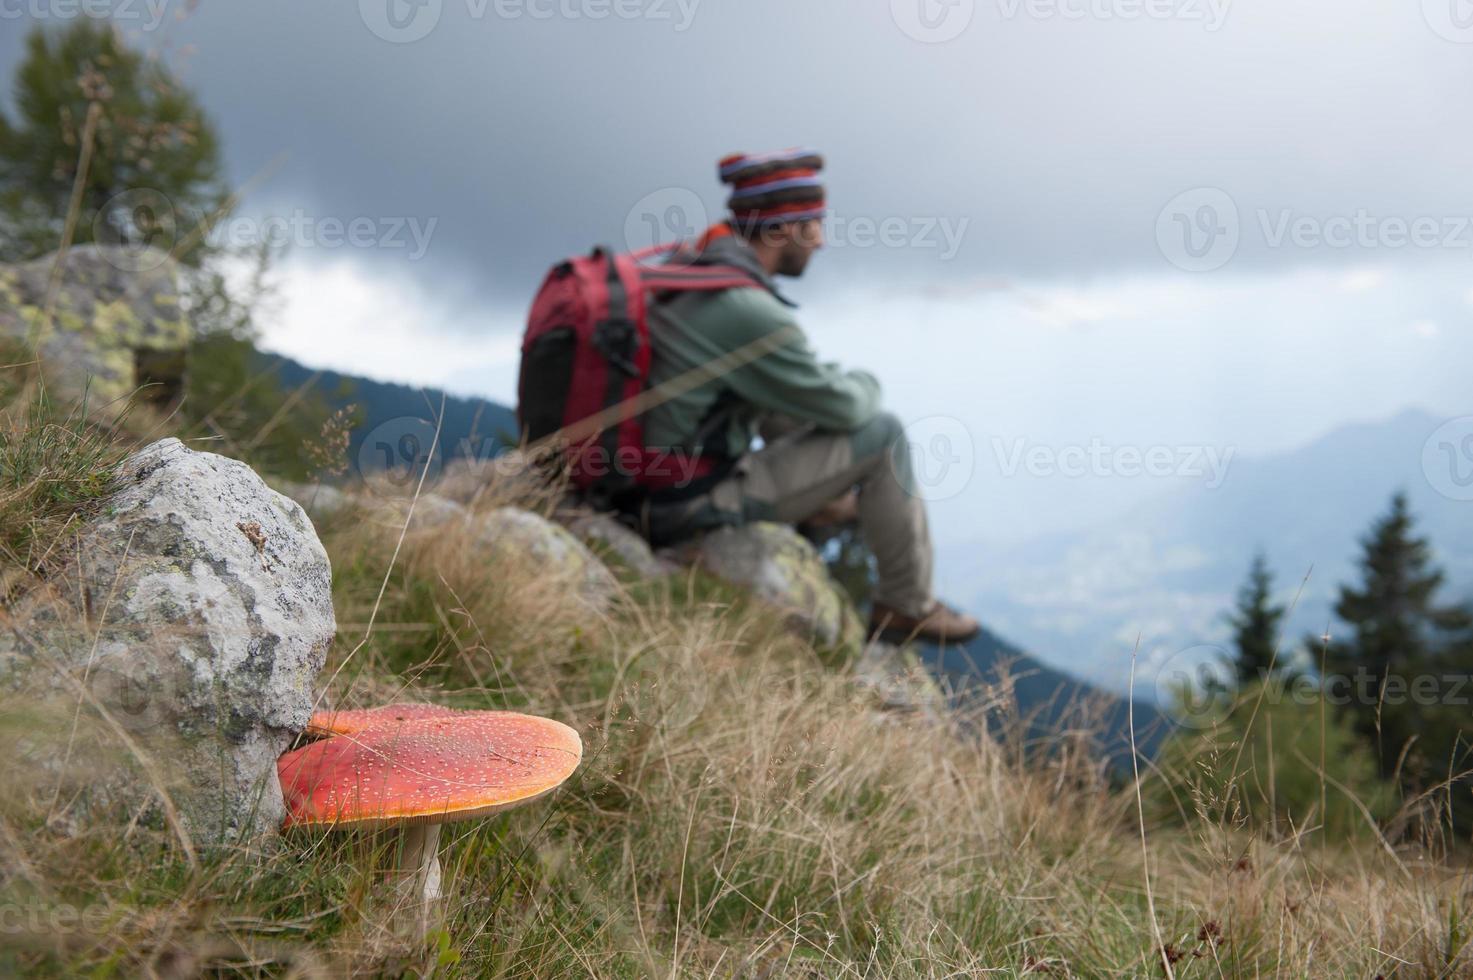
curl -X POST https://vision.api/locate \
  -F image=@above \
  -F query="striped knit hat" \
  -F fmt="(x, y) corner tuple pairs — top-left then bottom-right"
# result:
(719, 148), (826, 228)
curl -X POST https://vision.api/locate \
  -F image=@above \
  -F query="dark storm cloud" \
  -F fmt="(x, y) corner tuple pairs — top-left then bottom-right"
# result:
(5, 0), (1473, 318)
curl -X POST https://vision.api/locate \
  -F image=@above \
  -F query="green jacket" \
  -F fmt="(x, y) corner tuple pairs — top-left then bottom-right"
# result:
(643, 232), (881, 461)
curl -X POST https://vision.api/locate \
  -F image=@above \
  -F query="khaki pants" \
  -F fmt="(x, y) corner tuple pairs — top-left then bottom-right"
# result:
(698, 412), (935, 617)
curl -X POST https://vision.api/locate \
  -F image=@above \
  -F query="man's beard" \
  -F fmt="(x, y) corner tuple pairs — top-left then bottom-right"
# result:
(778, 249), (812, 278)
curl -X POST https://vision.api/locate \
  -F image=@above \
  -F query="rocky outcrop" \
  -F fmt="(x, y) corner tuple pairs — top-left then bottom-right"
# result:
(672, 522), (862, 648)
(273, 481), (352, 522)
(4, 438), (336, 843)
(274, 480), (470, 534)
(561, 511), (676, 579)
(473, 507), (617, 610)
(380, 493), (471, 532)
(0, 246), (192, 409)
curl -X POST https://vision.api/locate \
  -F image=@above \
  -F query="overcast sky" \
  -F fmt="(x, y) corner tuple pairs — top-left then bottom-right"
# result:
(3, 0), (1471, 553)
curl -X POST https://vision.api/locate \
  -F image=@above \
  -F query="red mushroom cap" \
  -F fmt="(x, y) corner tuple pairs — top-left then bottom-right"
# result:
(279, 712), (582, 829)
(306, 702), (467, 738)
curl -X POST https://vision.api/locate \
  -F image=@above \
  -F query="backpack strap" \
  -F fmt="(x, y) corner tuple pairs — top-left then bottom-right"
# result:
(590, 245), (639, 498)
(636, 264), (762, 294)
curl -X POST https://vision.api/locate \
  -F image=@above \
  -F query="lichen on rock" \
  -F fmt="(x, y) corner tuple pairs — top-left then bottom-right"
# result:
(673, 522), (863, 649)
(4, 438), (336, 844)
(473, 507), (618, 610)
(0, 245), (192, 410)
(559, 510), (676, 580)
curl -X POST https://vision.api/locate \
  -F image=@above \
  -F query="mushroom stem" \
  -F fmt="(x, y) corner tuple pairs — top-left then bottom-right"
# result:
(399, 823), (443, 905)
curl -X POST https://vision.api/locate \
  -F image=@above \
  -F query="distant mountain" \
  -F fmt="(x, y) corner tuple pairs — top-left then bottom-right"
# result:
(914, 626), (1169, 770)
(257, 351), (520, 476)
(943, 409), (1473, 698)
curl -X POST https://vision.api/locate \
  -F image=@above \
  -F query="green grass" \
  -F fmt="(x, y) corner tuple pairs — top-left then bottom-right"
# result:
(0, 345), (127, 591)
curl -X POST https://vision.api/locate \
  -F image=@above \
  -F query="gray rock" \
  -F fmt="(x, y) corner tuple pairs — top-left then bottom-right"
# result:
(474, 507), (617, 609)
(562, 511), (676, 579)
(274, 481), (353, 521)
(675, 522), (862, 648)
(428, 457), (492, 506)
(5, 438), (336, 843)
(0, 245), (192, 411)
(381, 493), (470, 532)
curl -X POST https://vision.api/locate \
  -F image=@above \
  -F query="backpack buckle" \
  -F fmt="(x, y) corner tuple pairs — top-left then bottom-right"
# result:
(593, 317), (639, 376)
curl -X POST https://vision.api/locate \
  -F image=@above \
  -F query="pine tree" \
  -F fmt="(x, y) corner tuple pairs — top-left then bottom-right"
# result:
(1322, 493), (1473, 783)
(1227, 551), (1286, 686)
(0, 19), (225, 263)
(0, 21), (343, 481)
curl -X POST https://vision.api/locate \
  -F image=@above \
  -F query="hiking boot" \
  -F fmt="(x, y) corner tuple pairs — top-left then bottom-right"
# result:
(869, 600), (982, 644)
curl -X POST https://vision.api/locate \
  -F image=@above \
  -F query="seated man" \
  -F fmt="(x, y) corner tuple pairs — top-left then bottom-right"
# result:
(636, 148), (980, 644)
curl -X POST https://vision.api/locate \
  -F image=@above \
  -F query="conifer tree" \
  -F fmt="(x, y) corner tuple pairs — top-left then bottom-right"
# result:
(1227, 551), (1286, 686)
(1322, 493), (1473, 783)
(0, 19), (224, 263)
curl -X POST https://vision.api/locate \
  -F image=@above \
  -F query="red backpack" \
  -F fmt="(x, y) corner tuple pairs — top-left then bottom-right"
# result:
(517, 243), (762, 501)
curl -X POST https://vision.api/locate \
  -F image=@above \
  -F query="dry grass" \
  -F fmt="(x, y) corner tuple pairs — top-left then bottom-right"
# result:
(1, 405), (1471, 977)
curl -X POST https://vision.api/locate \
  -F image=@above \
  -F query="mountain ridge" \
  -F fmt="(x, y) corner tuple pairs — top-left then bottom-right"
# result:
(946, 407), (1473, 695)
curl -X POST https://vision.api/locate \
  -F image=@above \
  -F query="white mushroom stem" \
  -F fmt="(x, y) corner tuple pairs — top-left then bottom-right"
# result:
(399, 822), (443, 905)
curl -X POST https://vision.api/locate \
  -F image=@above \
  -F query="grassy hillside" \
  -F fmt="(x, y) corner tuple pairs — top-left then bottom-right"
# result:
(2, 366), (1471, 977)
